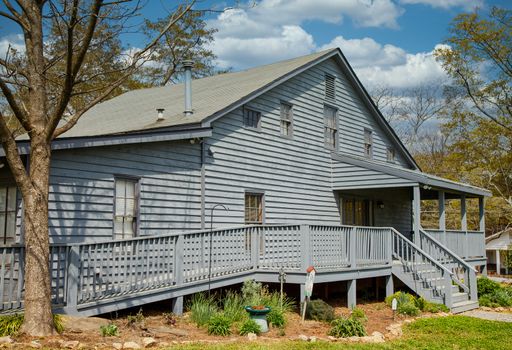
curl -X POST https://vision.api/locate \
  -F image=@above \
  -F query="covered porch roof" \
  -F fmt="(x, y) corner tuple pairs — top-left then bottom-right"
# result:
(332, 153), (492, 198)
(486, 229), (512, 251)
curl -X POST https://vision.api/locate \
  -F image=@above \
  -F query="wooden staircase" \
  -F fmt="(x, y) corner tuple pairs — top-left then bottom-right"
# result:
(390, 228), (479, 313)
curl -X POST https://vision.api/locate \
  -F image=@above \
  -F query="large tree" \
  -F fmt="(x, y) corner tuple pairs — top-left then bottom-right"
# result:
(0, 0), (198, 336)
(434, 6), (512, 232)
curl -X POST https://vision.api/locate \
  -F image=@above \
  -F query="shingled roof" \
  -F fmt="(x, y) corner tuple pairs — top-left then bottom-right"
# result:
(59, 49), (334, 138)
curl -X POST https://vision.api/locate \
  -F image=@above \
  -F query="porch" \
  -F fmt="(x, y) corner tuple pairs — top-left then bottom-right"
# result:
(0, 223), (480, 316)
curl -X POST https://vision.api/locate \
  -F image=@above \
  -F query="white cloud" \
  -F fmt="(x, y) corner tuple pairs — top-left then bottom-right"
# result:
(322, 37), (448, 88)
(0, 34), (24, 57)
(207, 0), (405, 69)
(400, 0), (484, 10)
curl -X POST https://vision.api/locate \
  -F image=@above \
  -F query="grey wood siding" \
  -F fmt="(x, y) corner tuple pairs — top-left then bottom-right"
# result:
(332, 161), (416, 189)
(320, 59), (411, 168)
(48, 140), (202, 243)
(204, 57), (415, 228)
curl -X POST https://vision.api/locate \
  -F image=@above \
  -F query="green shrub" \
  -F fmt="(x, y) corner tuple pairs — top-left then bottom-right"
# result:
(238, 318), (261, 335)
(0, 313), (64, 336)
(479, 295), (499, 308)
(328, 317), (366, 338)
(242, 280), (263, 306)
(423, 302), (449, 313)
(477, 277), (501, 296)
(414, 297), (427, 311)
(385, 291), (415, 307)
(489, 289), (512, 307)
(261, 290), (295, 313)
(100, 323), (119, 337)
(207, 314), (232, 336)
(304, 299), (335, 322)
(397, 302), (420, 316)
(350, 307), (367, 324)
(267, 308), (286, 328)
(223, 291), (246, 323)
(188, 293), (218, 327)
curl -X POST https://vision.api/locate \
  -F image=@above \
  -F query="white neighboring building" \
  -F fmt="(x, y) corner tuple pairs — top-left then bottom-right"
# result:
(486, 228), (512, 275)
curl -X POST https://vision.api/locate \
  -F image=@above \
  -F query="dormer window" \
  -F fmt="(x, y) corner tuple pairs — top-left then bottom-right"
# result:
(364, 129), (373, 158)
(387, 147), (396, 162)
(325, 74), (336, 100)
(243, 107), (261, 129)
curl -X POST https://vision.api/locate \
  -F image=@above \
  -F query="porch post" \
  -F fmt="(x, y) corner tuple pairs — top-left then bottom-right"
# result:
(172, 296), (184, 315)
(461, 194), (468, 258)
(438, 191), (446, 244)
(479, 197), (485, 232)
(347, 279), (356, 309)
(413, 185), (421, 243)
(496, 250), (501, 275)
(385, 275), (394, 298)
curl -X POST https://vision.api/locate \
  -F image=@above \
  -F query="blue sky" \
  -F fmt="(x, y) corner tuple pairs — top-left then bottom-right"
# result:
(0, 0), (510, 89)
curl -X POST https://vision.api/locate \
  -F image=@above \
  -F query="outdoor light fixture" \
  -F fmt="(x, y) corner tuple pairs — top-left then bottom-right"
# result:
(156, 108), (165, 121)
(377, 201), (385, 209)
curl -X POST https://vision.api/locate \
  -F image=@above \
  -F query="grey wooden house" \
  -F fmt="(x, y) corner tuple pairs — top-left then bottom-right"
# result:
(0, 48), (490, 316)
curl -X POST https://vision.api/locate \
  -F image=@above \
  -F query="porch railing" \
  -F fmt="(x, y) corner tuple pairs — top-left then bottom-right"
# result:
(423, 229), (485, 259)
(418, 229), (477, 301)
(1, 224), (393, 313)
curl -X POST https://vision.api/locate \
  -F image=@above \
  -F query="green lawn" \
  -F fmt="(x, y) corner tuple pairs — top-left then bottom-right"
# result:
(169, 316), (512, 350)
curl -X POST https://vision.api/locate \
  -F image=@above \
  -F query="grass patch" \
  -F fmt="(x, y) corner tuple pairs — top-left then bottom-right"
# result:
(168, 316), (512, 350)
(0, 313), (64, 336)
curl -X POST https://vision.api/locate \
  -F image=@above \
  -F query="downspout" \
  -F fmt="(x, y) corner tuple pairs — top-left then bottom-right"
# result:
(200, 140), (206, 229)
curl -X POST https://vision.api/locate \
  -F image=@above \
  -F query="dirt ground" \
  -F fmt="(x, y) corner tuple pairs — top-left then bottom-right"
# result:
(9, 302), (413, 349)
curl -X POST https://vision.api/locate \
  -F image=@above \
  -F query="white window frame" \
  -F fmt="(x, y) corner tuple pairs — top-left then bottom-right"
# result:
(364, 129), (373, 158)
(387, 147), (396, 163)
(243, 107), (262, 130)
(244, 192), (265, 225)
(280, 102), (293, 138)
(113, 176), (140, 240)
(324, 105), (338, 150)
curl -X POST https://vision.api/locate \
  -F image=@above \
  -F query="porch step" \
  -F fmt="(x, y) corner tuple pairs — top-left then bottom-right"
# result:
(452, 292), (469, 304)
(451, 300), (479, 314)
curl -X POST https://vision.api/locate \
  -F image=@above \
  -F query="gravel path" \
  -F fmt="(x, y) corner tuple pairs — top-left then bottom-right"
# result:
(463, 310), (512, 323)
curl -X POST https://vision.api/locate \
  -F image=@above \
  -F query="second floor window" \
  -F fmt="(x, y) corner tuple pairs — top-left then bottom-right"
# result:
(0, 185), (17, 246)
(364, 129), (373, 158)
(324, 105), (338, 149)
(114, 177), (139, 240)
(280, 103), (293, 137)
(387, 148), (395, 162)
(245, 192), (264, 225)
(244, 108), (261, 129)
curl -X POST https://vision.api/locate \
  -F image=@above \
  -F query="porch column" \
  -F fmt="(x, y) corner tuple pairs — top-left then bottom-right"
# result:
(496, 250), (501, 275)
(385, 275), (394, 298)
(172, 296), (184, 315)
(412, 185), (421, 243)
(439, 190), (446, 244)
(347, 279), (357, 309)
(461, 194), (468, 258)
(479, 197), (485, 232)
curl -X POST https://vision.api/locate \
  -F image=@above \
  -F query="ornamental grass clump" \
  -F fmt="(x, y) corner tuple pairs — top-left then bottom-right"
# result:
(207, 313), (232, 336)
(239, 318), (261, 335)
(328, 316), (367, 338)
(188, 292), (218, 327)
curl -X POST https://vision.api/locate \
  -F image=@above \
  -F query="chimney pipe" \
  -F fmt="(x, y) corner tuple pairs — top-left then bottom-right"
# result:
(182, 60), (194, 116)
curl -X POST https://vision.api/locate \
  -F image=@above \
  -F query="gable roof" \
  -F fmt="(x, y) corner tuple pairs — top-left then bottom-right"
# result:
(14, 48), (419, 168)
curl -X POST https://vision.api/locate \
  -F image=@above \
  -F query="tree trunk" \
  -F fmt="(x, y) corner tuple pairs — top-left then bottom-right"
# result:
(19, 136), (55, 336)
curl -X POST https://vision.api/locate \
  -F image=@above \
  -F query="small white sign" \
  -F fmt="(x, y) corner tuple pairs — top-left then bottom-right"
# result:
(304, 267), (316, 298)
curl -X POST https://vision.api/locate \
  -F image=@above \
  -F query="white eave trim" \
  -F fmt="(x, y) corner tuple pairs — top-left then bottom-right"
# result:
(3, 127), (213, 157)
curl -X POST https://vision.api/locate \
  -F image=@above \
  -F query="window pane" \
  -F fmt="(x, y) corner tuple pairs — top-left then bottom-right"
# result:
(245, 193), (263, 224)
(0, 188), (6, 212)
(114, 178), (138, 238)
